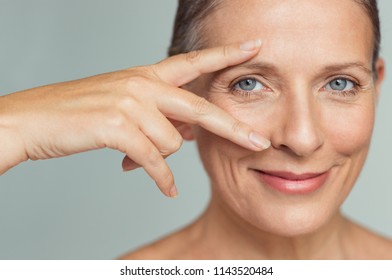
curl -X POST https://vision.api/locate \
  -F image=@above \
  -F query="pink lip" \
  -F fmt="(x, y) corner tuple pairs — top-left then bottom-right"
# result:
(253, 170), (329, 194)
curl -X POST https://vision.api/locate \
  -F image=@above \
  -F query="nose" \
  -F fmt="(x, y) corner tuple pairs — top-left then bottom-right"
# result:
(270, 89), (324, 157)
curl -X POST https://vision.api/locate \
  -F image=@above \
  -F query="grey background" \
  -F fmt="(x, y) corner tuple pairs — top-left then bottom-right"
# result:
(0, 0), (391, 259)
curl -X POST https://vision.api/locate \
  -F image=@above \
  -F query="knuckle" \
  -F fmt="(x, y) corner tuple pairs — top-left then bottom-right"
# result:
(124, 74), (150, 91)
(185, 50), (202, 65)
(161, 132), (183, 154)
(231, 119), (245, 135)
(171, 133), (183, 152)
(106, 109), (128, 130)
(123, 70), (157, 102)
(107, 97), (138, 129)
(222, 45), (230, 58)
(192, 97), (211, 118)
(149, 64), (162, 80)
(145, 146), (163, 167)
(115, 95), (137, 111)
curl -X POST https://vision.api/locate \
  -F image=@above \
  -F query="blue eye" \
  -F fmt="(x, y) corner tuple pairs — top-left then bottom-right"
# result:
(326, 78), (355, 91)
(234, 78), (264, 92)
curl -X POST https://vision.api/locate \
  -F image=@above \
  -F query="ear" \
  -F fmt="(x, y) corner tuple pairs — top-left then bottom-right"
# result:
(177, 124), (195, 141)
(374, 58), (385, 101)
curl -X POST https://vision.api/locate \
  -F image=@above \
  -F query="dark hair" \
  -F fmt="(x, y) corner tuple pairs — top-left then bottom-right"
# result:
(168, 0), (222, 57)
(169, 0), (380, 69)
(354, 0), (381, 69)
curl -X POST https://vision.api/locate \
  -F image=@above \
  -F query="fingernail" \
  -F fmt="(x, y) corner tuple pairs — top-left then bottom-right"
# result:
(249, 132), (271, 150)
(169, 185), (178, 198)
(240, 39), (262, 51)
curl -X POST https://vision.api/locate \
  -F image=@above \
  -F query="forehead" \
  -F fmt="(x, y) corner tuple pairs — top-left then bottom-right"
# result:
(205, 0), (373, 66)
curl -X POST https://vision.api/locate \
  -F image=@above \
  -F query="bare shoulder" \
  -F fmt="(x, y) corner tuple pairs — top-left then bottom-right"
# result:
(348, 221), (392, 259)
(118, 223), (204, 260)
(118, 233), (184, 260)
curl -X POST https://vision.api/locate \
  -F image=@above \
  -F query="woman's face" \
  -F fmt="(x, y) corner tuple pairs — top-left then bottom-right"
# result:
(187, 0), (384, 236)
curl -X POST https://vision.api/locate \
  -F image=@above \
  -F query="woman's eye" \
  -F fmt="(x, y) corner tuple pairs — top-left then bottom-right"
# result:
(233, 78), (265, 92)
(325, 78), (355, 91)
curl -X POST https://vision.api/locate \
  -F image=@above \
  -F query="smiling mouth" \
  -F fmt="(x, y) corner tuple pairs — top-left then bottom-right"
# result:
(253, 169), (330, 194)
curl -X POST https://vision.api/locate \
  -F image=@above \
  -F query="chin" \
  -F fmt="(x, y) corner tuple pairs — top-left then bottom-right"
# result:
(252, 207), (333, 237)
(215, 182), (340, 238)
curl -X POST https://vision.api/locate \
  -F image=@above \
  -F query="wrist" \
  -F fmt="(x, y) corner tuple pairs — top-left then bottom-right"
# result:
(0, 94), (28, 174)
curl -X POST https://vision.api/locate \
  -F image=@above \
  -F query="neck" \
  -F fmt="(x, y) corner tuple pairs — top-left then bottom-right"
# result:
(192, 194), (350, 259)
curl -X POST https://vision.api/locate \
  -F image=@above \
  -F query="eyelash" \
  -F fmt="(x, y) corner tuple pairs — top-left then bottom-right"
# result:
(230, 76), (361, 98)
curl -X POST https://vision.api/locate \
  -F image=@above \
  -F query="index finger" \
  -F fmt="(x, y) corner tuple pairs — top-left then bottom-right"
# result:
(157, 84), (271, 151)
(155, 39), (262, 87)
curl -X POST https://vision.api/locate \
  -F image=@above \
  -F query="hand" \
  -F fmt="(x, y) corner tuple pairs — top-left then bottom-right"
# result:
(0, 39), (270, 197)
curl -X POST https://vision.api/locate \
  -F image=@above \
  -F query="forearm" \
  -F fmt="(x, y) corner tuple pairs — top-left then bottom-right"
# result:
(0, 93), (29, 175)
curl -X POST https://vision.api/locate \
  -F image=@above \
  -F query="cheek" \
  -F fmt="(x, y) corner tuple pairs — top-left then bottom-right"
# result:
(193, 126), (247, 177)
(324, 102), (375, 155)
(192, 98), (273, 175)
(192, 104), (255, 189)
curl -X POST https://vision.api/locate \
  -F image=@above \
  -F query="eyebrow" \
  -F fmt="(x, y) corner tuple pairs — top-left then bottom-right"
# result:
(322, 62), (372, 75)
(228, 61), (280, 75)
(221, 61), (372, 76)
(210, 61), (280, 82)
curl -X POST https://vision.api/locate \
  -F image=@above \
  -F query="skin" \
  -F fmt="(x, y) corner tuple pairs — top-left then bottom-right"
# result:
(122, 0), (392, 259)
(0, 41), (270, 198)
